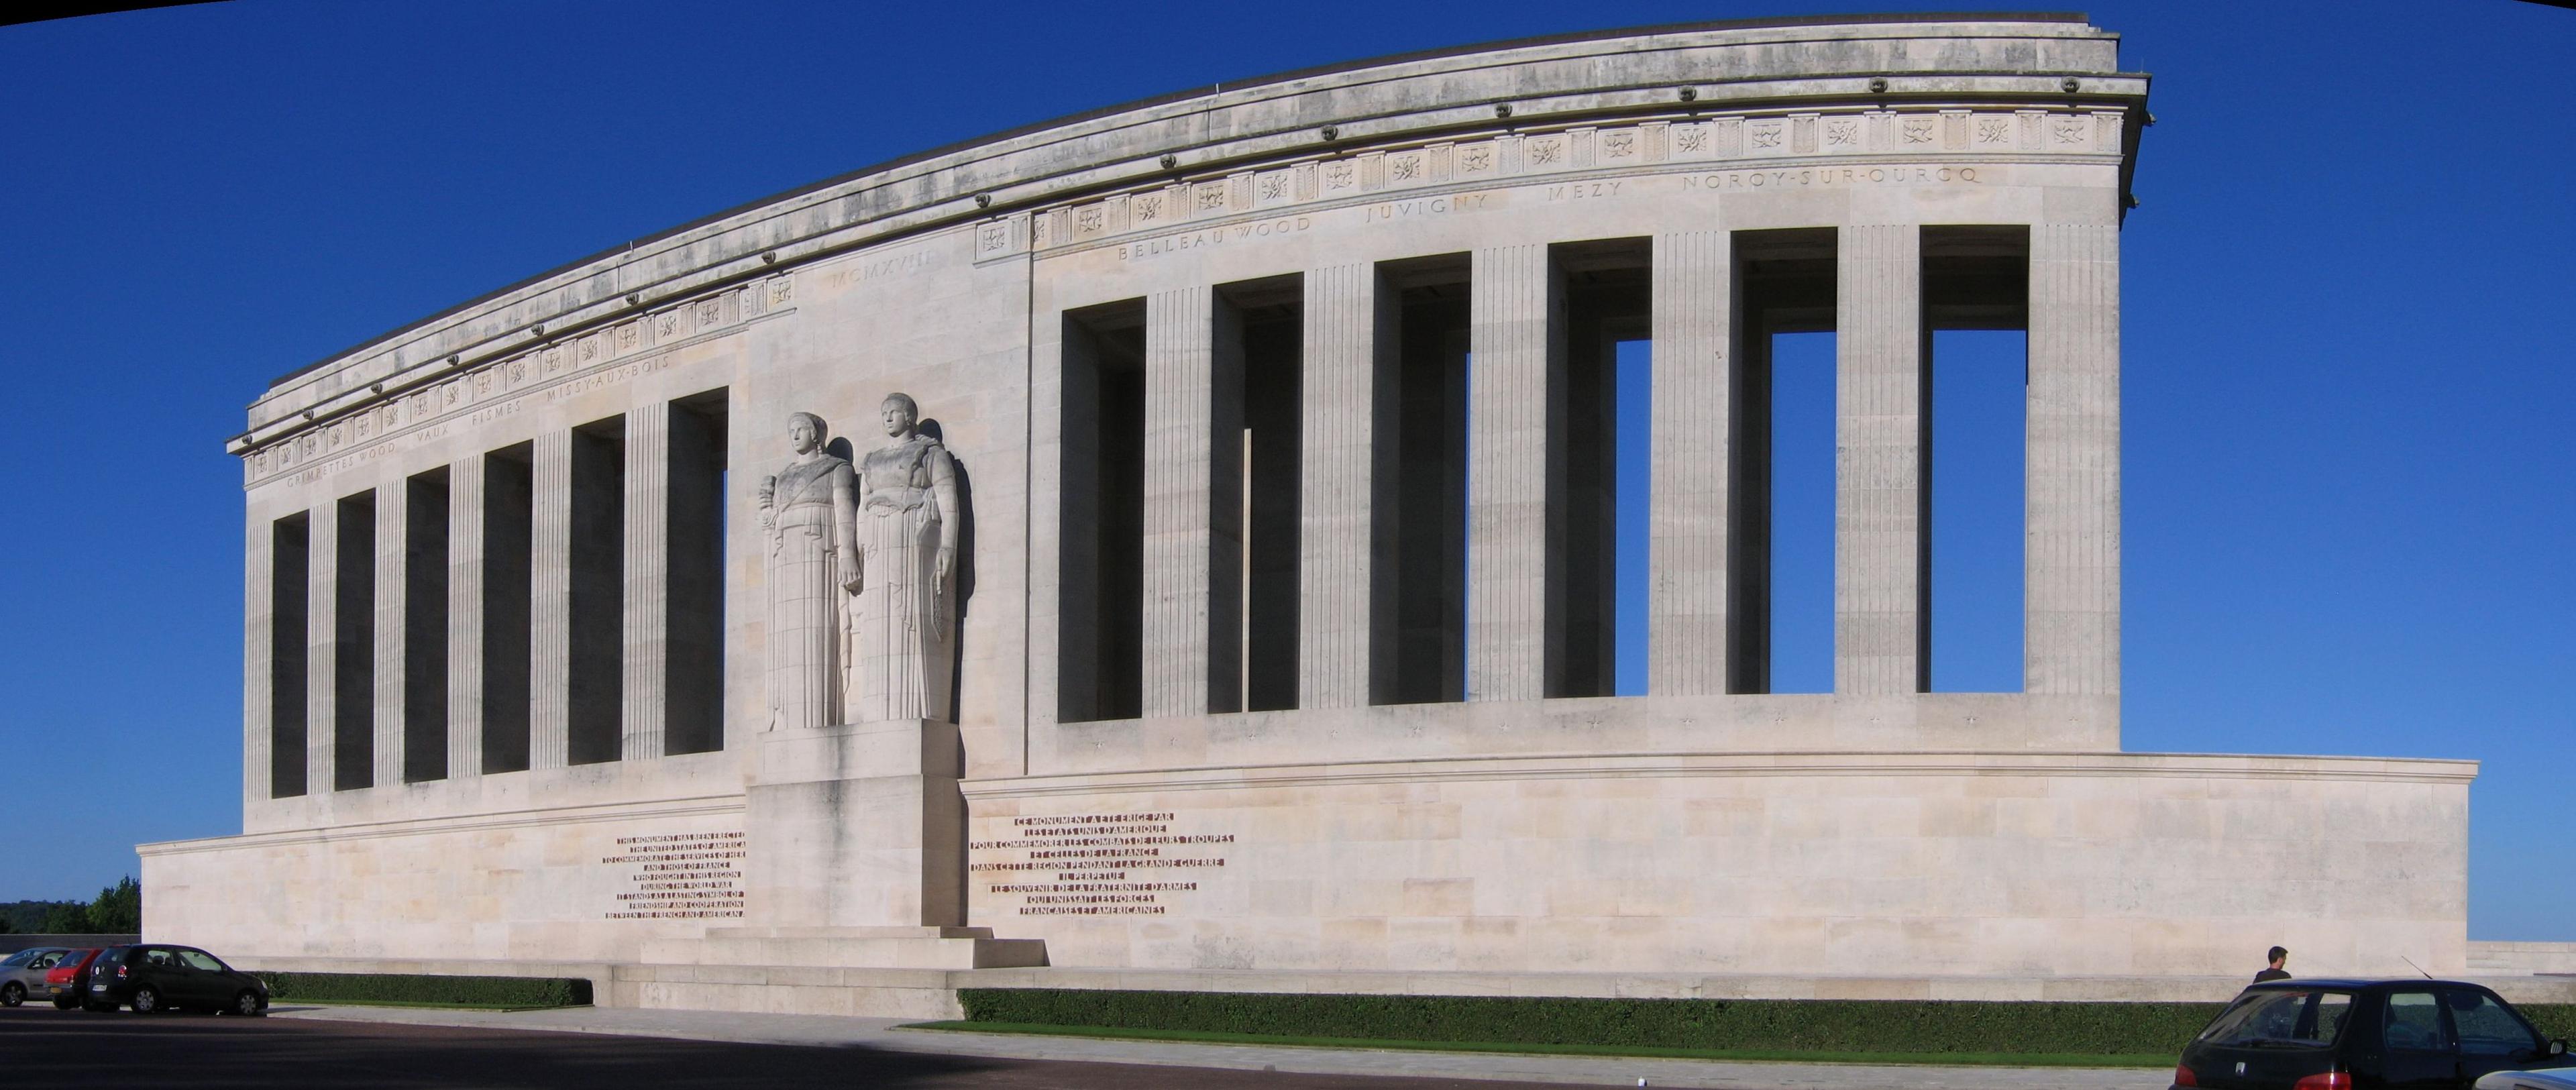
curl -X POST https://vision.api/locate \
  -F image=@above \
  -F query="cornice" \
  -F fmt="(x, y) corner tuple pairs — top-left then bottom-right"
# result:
(233, 16), (2147, 468)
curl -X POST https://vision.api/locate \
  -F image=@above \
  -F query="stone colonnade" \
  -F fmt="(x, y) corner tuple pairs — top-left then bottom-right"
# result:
(243, 394), (728, 802)
(1080, 221), (2119, 713)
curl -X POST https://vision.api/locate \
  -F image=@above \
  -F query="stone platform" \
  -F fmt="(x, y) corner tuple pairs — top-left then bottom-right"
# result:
(232, 955), (2576, 1022)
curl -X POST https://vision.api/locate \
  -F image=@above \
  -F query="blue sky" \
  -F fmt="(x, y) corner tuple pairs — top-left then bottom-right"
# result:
(1, 1), (2567, 939)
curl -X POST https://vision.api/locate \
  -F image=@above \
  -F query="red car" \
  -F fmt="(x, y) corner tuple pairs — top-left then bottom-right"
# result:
(43, 948), (102, 1010)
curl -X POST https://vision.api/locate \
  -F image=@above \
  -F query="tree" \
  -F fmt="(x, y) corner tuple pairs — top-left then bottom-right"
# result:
(39, 902), (89, 933)
(88, 877), (140, 933)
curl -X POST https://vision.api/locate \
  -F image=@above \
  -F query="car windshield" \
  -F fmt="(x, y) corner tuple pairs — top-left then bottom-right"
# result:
(2197, 989), (2355, 1048)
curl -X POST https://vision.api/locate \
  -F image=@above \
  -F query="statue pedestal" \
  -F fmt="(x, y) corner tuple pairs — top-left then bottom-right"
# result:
(640, 720), (1045, 979)
(746, 718), (966, 929)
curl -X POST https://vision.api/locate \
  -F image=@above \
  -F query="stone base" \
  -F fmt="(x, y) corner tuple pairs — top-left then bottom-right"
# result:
(641, 926), (1046, 971)
(746, 718), (967, 929)
(228, 958), (2576, 1021)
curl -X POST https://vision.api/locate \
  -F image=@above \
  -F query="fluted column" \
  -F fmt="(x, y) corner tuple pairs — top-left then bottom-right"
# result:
(1648, 230), (1735, 695)
(446, 457), (486, 779)
(623, 406), (670, 760)
(2027, 222), (2122, 704)
(1140, 287), (1244, 717)
(1835, 225), (1927, 695)
(1298, 262), (1398, 709)
(304, 504), (338, 796)
(1466, 244), (1566, 701)
(530, 430), (573, 768)
(373, 484), (407, 788)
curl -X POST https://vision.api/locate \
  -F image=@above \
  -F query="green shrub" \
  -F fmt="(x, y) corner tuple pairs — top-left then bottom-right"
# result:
(2527, 1005), (2576, 1044)
(958, 989), (2230, 1056)
(253, 971), (590, 1008)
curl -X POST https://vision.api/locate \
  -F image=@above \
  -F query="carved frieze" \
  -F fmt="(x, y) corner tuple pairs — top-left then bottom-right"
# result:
(242, 274), (790, 487)
(1024, 107), (2127, 257)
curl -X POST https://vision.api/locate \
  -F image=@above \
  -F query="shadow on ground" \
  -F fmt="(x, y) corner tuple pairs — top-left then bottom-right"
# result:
(0, 1005), (1534, 1089)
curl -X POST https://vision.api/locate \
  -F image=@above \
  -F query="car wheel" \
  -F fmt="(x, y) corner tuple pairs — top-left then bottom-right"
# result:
(230, 990), (263, 1017)
(1, 982), (22, 1007)
(130, 986), (160, 1014)
(54, 995), (78, 1010)
(83, 999), (116, 1013)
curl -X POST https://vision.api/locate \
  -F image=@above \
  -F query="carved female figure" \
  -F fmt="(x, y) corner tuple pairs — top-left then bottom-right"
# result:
(758, 411), (857, 731)
(847, 392), (961, 723)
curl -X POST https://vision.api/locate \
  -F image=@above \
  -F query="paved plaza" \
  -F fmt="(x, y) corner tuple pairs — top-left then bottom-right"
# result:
(0, 1004), (2172, 1089)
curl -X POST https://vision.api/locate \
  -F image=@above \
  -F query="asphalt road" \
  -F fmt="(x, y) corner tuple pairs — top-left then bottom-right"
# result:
(0, 1005), (1591, 1089)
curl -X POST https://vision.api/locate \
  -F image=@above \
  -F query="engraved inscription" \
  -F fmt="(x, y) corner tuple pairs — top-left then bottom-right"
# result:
(602, 830), (746, 920)
(1546, 180), (1623, 201)
(1115, 217), (1313, 261)
(1361, 193), (1493, 222)
(973, 812), (1233, 917)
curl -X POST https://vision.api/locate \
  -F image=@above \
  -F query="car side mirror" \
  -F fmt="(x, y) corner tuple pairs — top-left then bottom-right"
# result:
(2552, 1038), (2569, 1056)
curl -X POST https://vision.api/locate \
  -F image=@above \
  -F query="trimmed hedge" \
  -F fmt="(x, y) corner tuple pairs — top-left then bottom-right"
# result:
(253, 971), (590, 1008)
(959, 989), (2229, 1056)
(2530, 1005), (2576, 1044)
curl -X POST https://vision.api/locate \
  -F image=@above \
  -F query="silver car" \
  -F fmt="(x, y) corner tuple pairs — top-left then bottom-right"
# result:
(0, 947), (70, 1007)
(2479, 1068), (2576, 1090)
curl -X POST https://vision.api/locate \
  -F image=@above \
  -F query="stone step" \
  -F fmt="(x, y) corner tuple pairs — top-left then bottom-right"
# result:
(640, 932), (1046, 971)
(612, 963), (965, 1020)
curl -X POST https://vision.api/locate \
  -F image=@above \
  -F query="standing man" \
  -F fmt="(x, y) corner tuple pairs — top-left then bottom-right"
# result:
(2255, 946), (2291, 982)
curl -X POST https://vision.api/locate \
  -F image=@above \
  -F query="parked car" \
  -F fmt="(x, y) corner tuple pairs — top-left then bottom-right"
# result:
(84, 945), (268, 1016)
(0, 947), (71, 1007)
(2174, 979), (2573, 1089)
(2478, 1071), (2576, 1090)
(44, 948), (103, 1009)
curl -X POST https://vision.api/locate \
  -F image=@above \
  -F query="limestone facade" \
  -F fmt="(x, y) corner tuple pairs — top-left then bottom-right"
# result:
(146, 15), (2482, 1001)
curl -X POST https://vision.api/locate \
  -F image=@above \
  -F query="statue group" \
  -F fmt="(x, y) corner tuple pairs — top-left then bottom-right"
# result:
(760, 393), (961, 729)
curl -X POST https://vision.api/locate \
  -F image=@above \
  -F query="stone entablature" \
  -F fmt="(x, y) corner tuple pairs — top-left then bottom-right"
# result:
(1024, 107), (2128, 258)
(229, 15), (2140, 466)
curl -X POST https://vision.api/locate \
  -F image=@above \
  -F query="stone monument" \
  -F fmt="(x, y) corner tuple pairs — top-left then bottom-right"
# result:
(142, 15), (2518, 1018)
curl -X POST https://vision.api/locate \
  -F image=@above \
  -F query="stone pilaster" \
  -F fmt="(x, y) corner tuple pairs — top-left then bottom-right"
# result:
(1648, 229), (1735, 696)
(1298, 262), (1398, 709)
(530, 429), (572, 769)
(2027, 222), (2122, 706)
(304, 504), (337, 796)
(623, 404), (669, 761)
(374, 483), (407, 788)
(1835, 224), (1927, 695)
(1140, 286), (1244, 716)
(446, 456), (485, 779)
(1466, 244), (1566, 702)
(241, 514), (272, 810)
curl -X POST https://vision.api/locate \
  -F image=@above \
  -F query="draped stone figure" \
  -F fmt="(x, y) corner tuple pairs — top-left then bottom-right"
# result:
(847, 392), (961, 724)
(758, 411), (858, 732)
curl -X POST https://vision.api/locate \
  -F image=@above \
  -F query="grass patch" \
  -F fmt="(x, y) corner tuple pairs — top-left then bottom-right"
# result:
(904, 1019), (2175, 1068)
